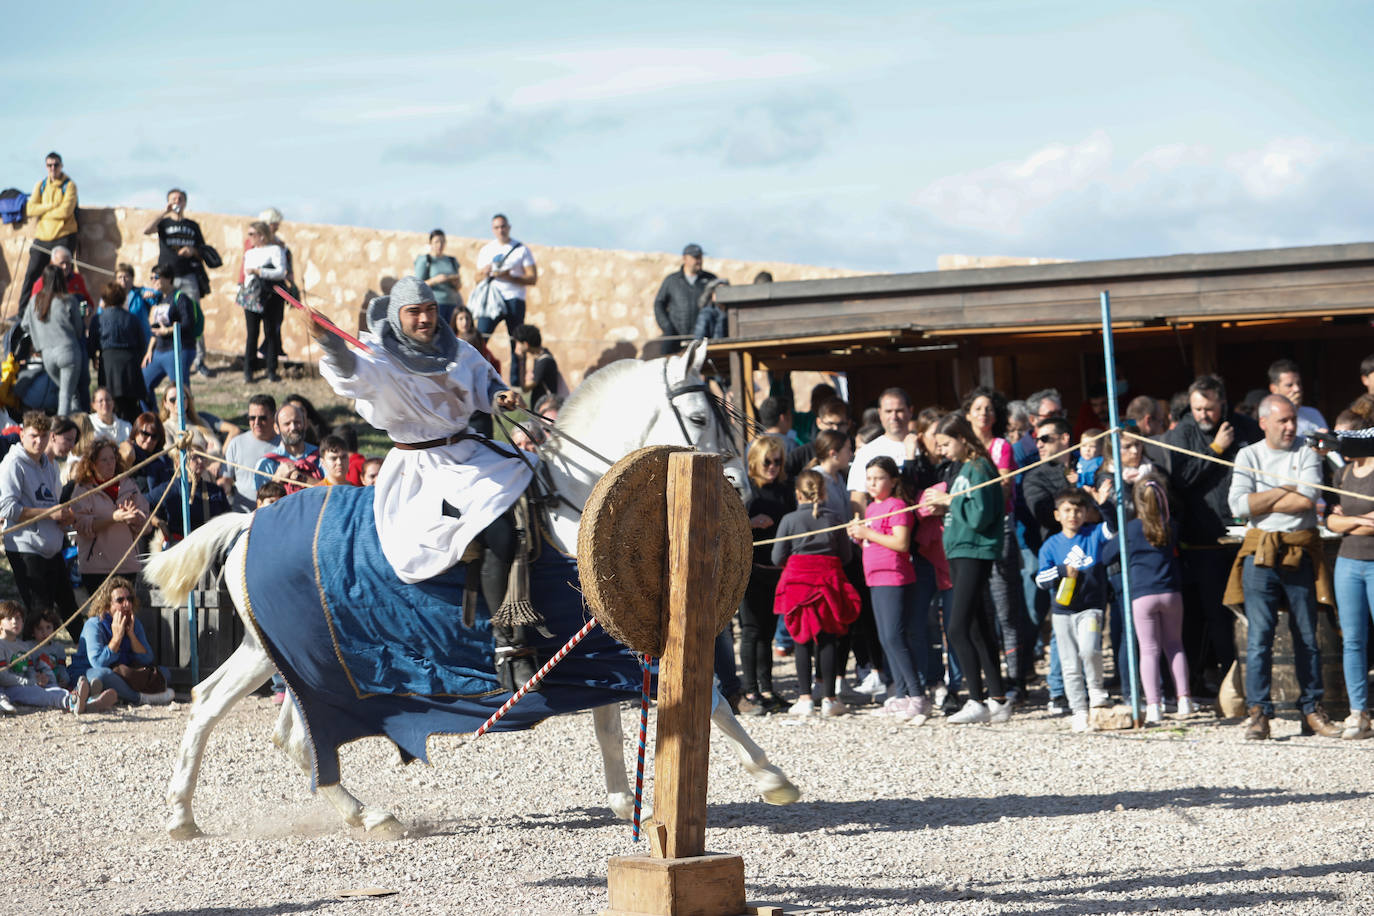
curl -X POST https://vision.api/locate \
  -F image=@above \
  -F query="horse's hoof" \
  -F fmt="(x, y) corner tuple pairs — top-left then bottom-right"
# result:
(607, 793), (634, 820)
(363, 812), (405, 840)
(761, 780), (801, 806)
(167, 819), (203, 840)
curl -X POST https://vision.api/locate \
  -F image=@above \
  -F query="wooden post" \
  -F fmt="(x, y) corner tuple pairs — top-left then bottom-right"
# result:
(604, 451), (748, 916)
(1192, 323), (1218, 377)
(655, 452), (721, 859)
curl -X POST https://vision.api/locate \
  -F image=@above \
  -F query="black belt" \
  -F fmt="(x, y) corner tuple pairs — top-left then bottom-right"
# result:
(391, 430), (521, 461)
(391, 432), (470, 450)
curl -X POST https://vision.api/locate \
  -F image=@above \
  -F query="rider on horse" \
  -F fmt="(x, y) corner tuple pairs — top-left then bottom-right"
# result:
(309, 276), (541, 689)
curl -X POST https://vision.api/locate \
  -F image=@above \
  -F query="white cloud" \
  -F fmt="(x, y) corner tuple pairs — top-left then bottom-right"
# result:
(384, 101), (623, 164)
(693, 94), (852, 168)
(909, 132), (1374, 259)
(509, 48), (822, 106)
(1225, 137), (1329, 200)
(913, 130), (1114, 234)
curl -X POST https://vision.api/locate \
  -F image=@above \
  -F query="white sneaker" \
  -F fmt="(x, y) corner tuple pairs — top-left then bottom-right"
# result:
(1144, 703), (1162, 724)
(789, 696), (815, 717)
(987, 697), (1013, 723)
(1048, 696), (1068, 715)
(1176, 697), (1195, 716)
(0, 695), (15, 714)
(854, 670), (885, 696)
(947, 699), (990, 725)
(933, 685), (949, 708)
(873, 695), (911, 718)
(69, 676), (91, 715)
(1089, 690), (1111, 708)
(139, 688), (175, 706)
(1071, 710), (1091, 732)
(820, 697), (849, 717)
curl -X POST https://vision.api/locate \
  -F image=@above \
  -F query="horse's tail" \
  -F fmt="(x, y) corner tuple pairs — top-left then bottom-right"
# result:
(144, 512), (253, 607)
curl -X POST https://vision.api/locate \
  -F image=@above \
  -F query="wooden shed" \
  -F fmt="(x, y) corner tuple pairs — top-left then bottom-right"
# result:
(711, 242), (1374, 420)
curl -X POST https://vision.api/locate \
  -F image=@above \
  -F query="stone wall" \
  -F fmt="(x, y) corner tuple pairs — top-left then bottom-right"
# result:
(0, 208), (862, 386)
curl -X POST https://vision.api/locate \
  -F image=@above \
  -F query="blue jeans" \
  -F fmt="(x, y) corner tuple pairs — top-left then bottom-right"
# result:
(1334, 556), (1374, 712)
(477, 297), (526, 387)
(773, 615), (795, 651)
(88, 665), (172, 703)
(142, 346), (195, 401)
(713, 625), (741, 699)
(1243, 555), (1323, 716)
(870, 583), (925, 697)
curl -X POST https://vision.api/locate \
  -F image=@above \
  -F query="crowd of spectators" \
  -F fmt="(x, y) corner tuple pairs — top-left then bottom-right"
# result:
(0, 378), (386, 712)
(716, 356), (1374, 741)
(0, 159), (572, 712)
(4, 151), (1371, 746)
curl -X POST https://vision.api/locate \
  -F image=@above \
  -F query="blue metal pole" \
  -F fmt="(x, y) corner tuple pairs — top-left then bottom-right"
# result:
(172, 324), (198, 684)
(1099, 291), (1141, 722)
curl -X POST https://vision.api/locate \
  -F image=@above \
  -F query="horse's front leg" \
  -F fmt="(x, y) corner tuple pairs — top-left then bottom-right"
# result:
(710, 689), (801, 806)
(272, 701), (404, 838)
(167, 634), (276, 839)
(592, 703), (638, 820)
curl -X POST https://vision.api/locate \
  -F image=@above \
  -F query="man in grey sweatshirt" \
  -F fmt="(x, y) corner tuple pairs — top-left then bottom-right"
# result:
(0, 411), (77, 624)
(1227, 394), (1338, 740)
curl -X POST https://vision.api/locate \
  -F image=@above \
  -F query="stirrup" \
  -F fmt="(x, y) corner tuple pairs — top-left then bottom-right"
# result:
(494, 645), (539, 693)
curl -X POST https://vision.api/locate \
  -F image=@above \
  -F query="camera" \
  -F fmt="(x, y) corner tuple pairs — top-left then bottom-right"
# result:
(1307, 429), (1374, 459)
(1305, 430), (1340, 451)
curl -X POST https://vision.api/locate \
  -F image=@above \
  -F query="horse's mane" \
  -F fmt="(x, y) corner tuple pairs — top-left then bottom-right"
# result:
(554, 358), (652, 433)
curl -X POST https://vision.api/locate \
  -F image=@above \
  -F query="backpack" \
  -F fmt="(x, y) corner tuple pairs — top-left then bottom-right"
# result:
(171, 290), (205, 340)
(0, 189), (27, 226)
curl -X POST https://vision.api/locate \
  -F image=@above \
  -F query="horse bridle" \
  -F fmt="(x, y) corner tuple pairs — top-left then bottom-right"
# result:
(504, 359), (741, 529)
(662, 359), (739, 456)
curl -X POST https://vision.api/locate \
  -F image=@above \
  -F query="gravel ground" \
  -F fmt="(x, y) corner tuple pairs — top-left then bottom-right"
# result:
(7, 679), (1374, 916)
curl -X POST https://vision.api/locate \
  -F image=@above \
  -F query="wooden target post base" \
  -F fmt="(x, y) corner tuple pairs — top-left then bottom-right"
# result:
(597, 452), (750, 916)
(604, 853), (745, 916)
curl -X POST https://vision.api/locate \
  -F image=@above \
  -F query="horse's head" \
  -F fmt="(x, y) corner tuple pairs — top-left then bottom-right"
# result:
(545, 340), (748, 512)
(660, 339), (735, 453)
(662, 340), (749, 498)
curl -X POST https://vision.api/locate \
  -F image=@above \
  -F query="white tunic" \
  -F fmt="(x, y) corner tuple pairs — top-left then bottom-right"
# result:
(319, 336), (535, 584)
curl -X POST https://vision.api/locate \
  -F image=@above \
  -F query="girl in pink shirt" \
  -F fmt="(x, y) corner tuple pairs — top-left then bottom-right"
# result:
(847, 456), (928, 720)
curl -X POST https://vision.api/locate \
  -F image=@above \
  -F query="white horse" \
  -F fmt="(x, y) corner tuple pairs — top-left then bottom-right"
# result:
(146, 340), (799, 839)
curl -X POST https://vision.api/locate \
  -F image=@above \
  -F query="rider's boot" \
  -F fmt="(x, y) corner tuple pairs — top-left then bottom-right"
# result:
(482, 546), (539, 693)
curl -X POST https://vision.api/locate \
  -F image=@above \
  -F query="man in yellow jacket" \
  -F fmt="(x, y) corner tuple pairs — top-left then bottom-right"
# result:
(19, 152), (79, 314)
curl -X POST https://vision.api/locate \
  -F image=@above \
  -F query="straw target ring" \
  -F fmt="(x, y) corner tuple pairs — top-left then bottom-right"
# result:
(577, 445), (751, 656)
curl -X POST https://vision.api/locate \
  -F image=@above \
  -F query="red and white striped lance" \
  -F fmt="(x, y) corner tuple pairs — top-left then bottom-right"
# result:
(632, 657), (653, 841)
(473, 617), (601, 738)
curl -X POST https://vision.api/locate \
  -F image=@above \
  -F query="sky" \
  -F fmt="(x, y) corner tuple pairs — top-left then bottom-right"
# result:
(5, 1), (1371, 273)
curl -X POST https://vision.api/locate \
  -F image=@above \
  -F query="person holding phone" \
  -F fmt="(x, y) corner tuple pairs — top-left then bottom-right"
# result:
(475, 213), (537, 386)
(143, 188), (211, 376)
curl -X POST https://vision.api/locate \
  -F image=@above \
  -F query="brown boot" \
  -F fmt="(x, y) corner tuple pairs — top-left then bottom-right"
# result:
(1301, 705), (1342, 737)
(1244, 705), (1270, 740)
